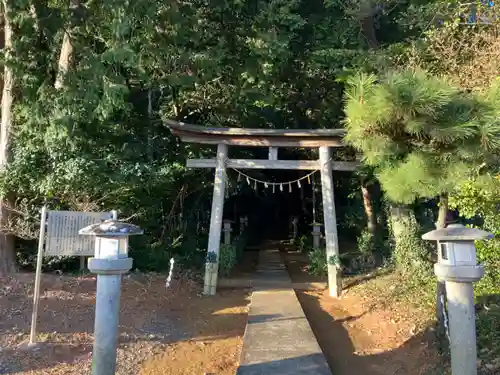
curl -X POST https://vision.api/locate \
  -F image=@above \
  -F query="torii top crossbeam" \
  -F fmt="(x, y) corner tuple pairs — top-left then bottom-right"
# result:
(165, 119), (347, 148)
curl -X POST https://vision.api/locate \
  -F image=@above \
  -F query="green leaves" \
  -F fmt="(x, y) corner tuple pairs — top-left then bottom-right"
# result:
(344, 69), (499, 204)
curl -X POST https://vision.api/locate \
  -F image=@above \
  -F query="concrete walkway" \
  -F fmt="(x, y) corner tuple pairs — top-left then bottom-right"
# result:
(236, 249), (332, 375)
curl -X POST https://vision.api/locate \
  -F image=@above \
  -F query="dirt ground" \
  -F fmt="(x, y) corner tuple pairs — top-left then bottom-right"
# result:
(3, 249), (494, 375)
(282, 249), (447, 375)
(297, 289), (444, 375)
(0, 272), (250, 375)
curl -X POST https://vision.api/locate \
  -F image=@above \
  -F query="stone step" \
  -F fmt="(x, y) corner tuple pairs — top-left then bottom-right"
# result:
(236, 249), (332, 375)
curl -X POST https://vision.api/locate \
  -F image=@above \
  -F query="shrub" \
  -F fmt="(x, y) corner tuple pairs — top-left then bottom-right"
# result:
(357, 229), (374, 254)
(296, 234), (311, 253)
(387, 205), (433, 277)
(219, 244), (237, 276)
(308, 248), (327, 277)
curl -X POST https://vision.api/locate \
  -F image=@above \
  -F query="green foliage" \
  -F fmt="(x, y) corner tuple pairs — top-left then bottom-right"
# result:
(4, 0), (496, 280)
(476, 239), (500, 294)
(296, 234), (312, 253)
(387, 205), (433, 276)
(344, 69), (499, 205)
(357, 228), (375, 255)
(206, 251), (217, 264)
(435, 174), (500, 362)
(307, 248), (327, 277)
(328, 254), (341, 267)
(476, 293), (500, 361)
(344, 68), (499, 279)
(234, 233), (248, 262)
(5, 0), (406, 271)
(219, 244), (237, 277)
(449, 175), (500, 296)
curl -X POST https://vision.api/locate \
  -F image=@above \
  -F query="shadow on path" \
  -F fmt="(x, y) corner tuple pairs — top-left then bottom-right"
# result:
(296, 291), (446, 375)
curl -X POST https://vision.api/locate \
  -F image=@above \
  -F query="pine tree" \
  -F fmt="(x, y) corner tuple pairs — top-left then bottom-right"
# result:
(343, 68), (500, 348)
(344, 69), (499, 207)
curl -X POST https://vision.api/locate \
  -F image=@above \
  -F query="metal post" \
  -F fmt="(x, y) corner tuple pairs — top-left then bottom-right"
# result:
(205, 143), (228, 295)
(319, 146), (341, 297)
(30, 205), (47, 345)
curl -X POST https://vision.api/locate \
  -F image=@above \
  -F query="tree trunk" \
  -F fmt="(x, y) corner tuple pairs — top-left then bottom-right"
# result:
(435, 193), (449, 352)
(0, 0), (16, 276)
(389, 205), (411, 269)
(359, 1), (379, 49)
(436, 194), (448, 229)
(389, 205), (426, 272)
(361, 184), (376, 235)
(54, 0), (80, 89)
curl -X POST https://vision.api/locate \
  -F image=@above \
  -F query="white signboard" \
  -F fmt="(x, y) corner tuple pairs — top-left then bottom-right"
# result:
(45, 211), (114, 256)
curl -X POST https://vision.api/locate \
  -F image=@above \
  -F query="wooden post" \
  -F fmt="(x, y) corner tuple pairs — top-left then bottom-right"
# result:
(205, 143), (228, 295)
(30, 205), (47, 344)
(319, 146), (341, 297)
(268, 147), (278, 160)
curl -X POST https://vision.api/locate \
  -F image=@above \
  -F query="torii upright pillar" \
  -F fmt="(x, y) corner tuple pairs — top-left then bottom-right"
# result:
(205, 143), (228, 295)
(319, 146), (341, 297)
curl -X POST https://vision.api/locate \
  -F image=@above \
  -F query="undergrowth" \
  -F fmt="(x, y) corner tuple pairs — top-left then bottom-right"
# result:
(307, 248), (327, 276)
(219, 243), (237, 277)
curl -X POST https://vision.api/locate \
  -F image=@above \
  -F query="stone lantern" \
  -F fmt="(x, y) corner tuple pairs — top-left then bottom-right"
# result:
(422, 223), (493, 375)
(311, 222), (323, 249)
(79, 220), (143, 375)
(290, 216), (298, 242)
(223, 219), (233, 245)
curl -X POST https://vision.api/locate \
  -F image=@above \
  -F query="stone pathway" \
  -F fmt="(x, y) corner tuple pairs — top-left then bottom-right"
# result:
(236, 249), (331, 375)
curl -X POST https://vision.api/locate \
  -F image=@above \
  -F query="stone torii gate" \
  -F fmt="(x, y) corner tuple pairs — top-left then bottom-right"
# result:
(167, 120), (358, 298)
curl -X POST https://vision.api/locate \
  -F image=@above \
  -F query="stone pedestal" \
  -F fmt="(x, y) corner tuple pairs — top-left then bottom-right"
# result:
(240, 216), (248, 235)
(79, 220), (143, 375)
(223, 220), (233, 245)
(204, 262), (218, 295)
(311, 222), (323, 249)
(290, 217), (298, 241)
(423, 224), (493, 375)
